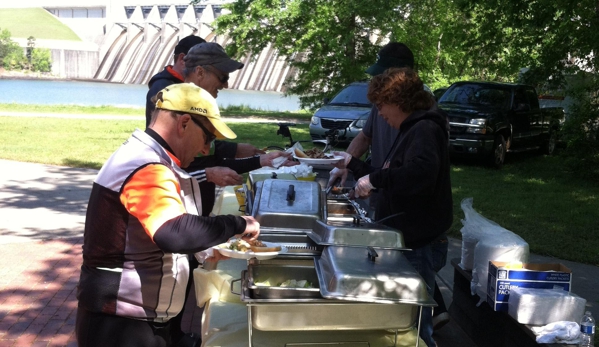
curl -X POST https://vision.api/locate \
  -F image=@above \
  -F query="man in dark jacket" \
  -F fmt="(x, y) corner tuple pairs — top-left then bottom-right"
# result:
(146, 35), (205, 127)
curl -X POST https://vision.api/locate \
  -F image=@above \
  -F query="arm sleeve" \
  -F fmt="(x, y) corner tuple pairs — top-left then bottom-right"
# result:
(213, 140), (238, 163)
(185, 153), (262, 176)
(218, 156), (262, 174)
(347, 157), (376, 180)
(361, 106), (377, 139)
(120, 164), (246, 253)
(369, 121), (442, 197)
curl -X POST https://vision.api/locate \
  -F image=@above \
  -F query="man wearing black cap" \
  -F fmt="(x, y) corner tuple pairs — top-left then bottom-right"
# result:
(146, 35), (206, 127)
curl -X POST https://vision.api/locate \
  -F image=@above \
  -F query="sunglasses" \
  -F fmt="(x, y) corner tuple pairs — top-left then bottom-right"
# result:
(203, 65), (229, 84)
(188, 114), (217, 145)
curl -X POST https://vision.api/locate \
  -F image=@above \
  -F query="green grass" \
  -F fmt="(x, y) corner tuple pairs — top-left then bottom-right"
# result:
(0, 116), (315, 169)
(449, 153), (599, 265)
(1, 114), (597, 266)
(0, 103), (145, 116)
(0, 103), (312, 121)
(0, 8), (81, 41)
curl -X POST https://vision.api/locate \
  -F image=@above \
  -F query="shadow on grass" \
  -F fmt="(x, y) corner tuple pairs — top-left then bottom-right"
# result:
(62, 158), (103, 170)
(449, 150), (599, 265)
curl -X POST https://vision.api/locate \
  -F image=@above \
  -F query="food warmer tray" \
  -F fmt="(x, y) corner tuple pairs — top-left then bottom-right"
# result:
(251, 179), (326, 229)
(258, 229), (323, 257)
(306, 219), (408, 250)
(239, 270), (421, 332)
(315, 246), (436, 306)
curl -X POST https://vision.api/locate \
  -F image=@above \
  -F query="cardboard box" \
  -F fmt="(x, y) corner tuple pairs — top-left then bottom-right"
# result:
(487, 261), (572, 312)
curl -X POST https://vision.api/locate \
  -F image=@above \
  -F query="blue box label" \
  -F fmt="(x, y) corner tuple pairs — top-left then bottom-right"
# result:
(493, 280), (570, 302)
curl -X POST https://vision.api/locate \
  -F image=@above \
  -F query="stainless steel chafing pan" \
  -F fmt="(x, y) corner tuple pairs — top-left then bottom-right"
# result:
(252, 179), (325, 229)
(240, 270), (419, 332)
(245, 263), (322, 300)
(315, 246), (436, 306)
(307, 220), (407, 250)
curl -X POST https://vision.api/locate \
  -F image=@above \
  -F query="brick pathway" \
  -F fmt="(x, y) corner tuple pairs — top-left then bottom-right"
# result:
(0, 235), (208, 347)
(0, 237), (81, 347)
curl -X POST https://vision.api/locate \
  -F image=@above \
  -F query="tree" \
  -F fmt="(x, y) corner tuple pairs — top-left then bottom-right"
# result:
(212, 0), (471, 109)
(0, 28), (26, 70)
(454, 0), (599, 179)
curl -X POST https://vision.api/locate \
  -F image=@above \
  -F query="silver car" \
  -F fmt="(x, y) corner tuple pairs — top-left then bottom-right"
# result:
(310, 81), (432, 145)
(309, 81), (372, 145)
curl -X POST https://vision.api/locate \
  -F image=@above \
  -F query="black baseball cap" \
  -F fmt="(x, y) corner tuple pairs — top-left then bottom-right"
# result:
(174, 35), (206, 56)
(366, 42), (415, 76)
(184, 42), (244, 73)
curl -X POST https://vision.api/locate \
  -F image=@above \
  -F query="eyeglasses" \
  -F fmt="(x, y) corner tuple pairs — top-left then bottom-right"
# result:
(202, 65), (229, 84)
(189, 116), (217, 145)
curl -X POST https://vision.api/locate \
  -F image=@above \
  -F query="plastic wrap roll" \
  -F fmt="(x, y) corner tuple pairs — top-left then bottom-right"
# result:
(471, 236), (529, 298)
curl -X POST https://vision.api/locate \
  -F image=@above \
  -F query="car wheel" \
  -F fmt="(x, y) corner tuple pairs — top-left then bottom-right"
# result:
(490, 134), (506, 169)
(542, 129), (557, 155)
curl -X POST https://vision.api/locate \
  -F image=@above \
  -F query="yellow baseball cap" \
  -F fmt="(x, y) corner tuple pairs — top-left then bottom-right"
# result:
(155, 83), (236, 139)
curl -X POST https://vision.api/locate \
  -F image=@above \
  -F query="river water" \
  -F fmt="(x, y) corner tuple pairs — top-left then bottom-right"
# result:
(0, 79), (302, 112)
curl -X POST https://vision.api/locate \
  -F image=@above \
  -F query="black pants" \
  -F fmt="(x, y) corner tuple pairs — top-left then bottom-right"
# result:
(76, 307), (173, 347)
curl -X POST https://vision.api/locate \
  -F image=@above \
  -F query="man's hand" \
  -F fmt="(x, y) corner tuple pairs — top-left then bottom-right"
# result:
(237, 216), (260, 241)
(259, 151), (296, 168)
(354, 174), (374, 198)
(203, 250), (230, 264)
(236, 143), (266, 158)
(205, 167), (243, 186)
(327, 168), (349, 188)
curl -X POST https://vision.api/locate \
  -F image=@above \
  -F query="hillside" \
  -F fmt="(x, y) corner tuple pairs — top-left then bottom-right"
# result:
(0, 8), (80, 41)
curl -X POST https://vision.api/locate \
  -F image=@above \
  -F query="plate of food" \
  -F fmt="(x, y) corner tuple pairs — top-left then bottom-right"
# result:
(215, 238), (288, 260)
(293, 148), (343, 167)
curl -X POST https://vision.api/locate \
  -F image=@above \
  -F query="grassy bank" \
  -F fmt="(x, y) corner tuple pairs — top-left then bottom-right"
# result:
(0, 8), (81, 41)
(0, 115), (597, 265)
(0, 103), (312, 121)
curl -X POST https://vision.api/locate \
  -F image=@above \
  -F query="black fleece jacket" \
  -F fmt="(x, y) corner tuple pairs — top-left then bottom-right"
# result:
(347, 108), (453, 249)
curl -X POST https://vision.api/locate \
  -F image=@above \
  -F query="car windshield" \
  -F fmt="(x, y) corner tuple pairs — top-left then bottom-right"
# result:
(439, 84), (511, 110)
(329, 84), (372, 107)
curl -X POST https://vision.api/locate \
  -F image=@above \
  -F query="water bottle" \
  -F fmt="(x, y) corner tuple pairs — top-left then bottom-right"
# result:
(580, 311), (595, 347)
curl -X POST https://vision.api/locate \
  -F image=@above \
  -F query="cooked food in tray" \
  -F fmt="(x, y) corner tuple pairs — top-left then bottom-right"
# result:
(294, 147), (334, 159)
(254, 278), (314, 288)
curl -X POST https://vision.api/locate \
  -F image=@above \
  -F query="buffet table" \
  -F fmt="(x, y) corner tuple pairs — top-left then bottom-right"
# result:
(449, 259), (577, 347)
(195, 186), (428, 346)
(194, 259), (427, 347)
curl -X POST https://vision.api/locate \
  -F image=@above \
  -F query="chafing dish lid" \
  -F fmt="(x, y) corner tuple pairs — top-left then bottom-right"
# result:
(307, 220), (407, 250)
(254, 179), (321, 214)
(315, 246), (436, 306)
(249, 172), (296, 191)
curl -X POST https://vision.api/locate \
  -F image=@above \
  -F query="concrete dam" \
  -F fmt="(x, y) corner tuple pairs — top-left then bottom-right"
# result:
(46, 2), (297, 93)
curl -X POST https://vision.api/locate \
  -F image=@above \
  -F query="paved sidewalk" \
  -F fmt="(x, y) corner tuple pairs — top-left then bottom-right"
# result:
(0, 159), (597, 347)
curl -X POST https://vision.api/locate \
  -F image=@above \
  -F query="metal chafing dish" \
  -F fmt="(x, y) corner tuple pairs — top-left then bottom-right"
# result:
(251, 179), (325, 229)
(307, 220), (407, 250)
(315, 246), (435, 305)
(236, 251), (435, 346)
(233, 177), (433, 346)
(239, 266), (422, 331)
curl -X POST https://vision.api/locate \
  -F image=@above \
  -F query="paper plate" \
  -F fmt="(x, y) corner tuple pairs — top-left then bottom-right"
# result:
(293, 155), (343, 168)
(215, 242), (288, 260)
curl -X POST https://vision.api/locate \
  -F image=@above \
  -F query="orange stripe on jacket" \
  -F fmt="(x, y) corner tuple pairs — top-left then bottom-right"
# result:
(120, 164), (186, 239)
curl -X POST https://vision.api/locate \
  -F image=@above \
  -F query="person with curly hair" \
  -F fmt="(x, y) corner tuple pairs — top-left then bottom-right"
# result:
(333, 67), (453, 347)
